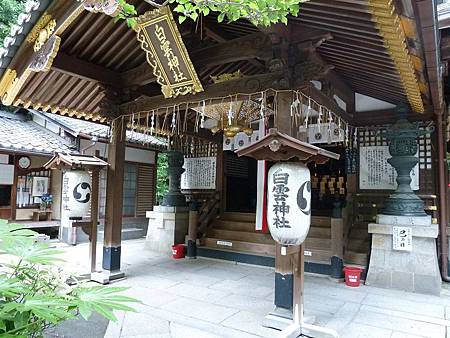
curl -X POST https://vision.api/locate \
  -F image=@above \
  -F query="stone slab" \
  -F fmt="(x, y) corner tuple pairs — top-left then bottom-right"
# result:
(377, 214), (431, 226)
(151, 205), (189, 213)
(145, 208), (189, 254)
(368, 223), (439, 238)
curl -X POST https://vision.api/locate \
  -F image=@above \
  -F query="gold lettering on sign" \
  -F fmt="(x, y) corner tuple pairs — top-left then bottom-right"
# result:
(134, 6), (203, 98)
(154, 24), (187, 83)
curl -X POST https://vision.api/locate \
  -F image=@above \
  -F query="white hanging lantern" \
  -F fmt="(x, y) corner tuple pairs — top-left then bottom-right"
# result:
(267, 162), (311, 246)
(62, 170), (92, 219)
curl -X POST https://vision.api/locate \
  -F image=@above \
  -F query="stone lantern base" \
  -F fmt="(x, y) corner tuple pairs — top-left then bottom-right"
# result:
(366, 214), (441, 295)
(145, 206), (189, 254)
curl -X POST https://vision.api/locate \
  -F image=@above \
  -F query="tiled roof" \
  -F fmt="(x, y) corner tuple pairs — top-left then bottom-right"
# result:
(0, 111), (76, 155)
(0, 1), (51, 76)
(38, 111), (167, 149)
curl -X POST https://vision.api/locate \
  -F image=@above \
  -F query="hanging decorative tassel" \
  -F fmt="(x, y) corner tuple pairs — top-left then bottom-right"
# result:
(200, 100), (205, 128)
(327, 110), (333, 144)
(305, 97), (311, 129)
(260, 92), (265, 119)
(228, 97), (233, 126)
(150, 110), (155, 135)
(344, 122), (349, 147)
(353, 126), (358, 148)
(338, 118), (342, 142)
(317, 105), (322, 132)
(171, 105), (177, 133)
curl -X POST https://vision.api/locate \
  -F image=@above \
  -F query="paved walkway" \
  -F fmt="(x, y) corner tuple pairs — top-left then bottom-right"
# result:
(57, 239), (450, 338)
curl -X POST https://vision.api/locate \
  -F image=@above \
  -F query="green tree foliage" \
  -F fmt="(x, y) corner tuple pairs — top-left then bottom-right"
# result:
(0, 0), (25, 44)
(0, 220), (139, 337)
(120, 0), (306, 26)
(156, 153), (169, 204)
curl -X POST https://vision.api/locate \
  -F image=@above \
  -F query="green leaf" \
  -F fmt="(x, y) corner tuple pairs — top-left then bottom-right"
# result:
(217, 12), (226, 23)
(178, 15), (187, 24)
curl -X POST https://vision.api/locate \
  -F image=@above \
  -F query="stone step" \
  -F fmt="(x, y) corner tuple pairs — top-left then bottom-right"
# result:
(311, 216), (332, 228)
(305, 237), (331, 250)
(201, 238), (332, 263)
(308, 227), (331, 238)
(220, 212), (256, 222)
(98, 227), (146, 241)
(214, 219), (255, 232)
(203, 237), (275, 256)
(208, 228), (274, 244)
(344, 250), (368, 266)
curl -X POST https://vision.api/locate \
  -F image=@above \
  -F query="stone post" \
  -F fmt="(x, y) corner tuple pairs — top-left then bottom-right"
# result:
(366, 114), (440, 295)
(145, 150), (189, 254)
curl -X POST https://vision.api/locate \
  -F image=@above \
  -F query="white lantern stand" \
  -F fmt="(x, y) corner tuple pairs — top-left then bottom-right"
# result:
(237, 129), (340, 338)
(45, 152), (108, 278)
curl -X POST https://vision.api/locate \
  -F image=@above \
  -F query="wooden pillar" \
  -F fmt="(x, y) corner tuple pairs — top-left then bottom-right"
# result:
(274, 91), (294, 310)
(103, 118), (126, 272)
(216, 141), (225, 214)
(90, 168), (100, 273)
(11, 155), (17, 221)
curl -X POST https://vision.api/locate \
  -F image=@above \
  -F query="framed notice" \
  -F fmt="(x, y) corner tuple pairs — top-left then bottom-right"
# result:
(32, 177), (49, 196)
(393, 226), (412, 251)
(181, 157), (216, 190)
(359, 145), (419, 190)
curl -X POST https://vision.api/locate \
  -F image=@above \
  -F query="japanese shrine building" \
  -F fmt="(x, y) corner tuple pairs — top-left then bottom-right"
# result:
(0, 0), (448, 298)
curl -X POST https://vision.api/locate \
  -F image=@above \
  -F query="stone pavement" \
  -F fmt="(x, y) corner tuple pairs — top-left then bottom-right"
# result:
(56, 239), (450, 338)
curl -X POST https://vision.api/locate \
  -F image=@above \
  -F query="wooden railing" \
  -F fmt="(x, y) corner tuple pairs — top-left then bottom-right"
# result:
(197, 191), (221, 236)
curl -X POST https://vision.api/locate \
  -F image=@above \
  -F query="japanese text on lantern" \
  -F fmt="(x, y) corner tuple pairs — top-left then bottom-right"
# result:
(272, 169), (291, 228)
(154, 24), (187, 83)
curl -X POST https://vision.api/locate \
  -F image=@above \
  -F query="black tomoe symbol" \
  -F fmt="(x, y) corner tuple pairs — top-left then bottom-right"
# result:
(297, 181), (311, 215)
(73, 182), (91, 203)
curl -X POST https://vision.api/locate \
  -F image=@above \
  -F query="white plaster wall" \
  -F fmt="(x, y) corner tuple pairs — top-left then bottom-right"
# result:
(29, 155), (49, 168)
(79, 139), (155, 164)
(355, 93), (396, 112)
(125, 147), (155, 164)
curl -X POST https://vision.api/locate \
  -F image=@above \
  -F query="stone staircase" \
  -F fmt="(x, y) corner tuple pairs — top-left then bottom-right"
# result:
(344, 221), (370, 267)
(198, 212), (334, 266)
(76, 217), (148, 243)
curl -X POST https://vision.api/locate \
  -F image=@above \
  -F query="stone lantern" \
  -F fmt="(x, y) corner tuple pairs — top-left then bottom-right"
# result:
(161, 150), (187, 207)
(382, 118), (430, 216)
(366, 109), (441, 295)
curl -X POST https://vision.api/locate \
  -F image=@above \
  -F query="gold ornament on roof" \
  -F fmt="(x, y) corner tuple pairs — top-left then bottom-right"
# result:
(211, 70), (244, 84)
(33, 19), (56, 52)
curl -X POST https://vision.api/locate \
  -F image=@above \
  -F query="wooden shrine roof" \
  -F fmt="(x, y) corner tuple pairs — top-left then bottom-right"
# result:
(0, 0), (442, 125)
(236, 128), (340, 163)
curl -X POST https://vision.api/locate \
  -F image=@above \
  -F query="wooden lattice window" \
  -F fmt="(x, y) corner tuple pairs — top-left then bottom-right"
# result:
(356, 122), (435, 195)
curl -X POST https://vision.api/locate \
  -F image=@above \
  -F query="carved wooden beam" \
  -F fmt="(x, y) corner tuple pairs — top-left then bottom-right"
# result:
(52, 52), (121, 86)
(120, 70), (288, 113)
(0, 2), (85, 105)
(121, 32), (272, 87)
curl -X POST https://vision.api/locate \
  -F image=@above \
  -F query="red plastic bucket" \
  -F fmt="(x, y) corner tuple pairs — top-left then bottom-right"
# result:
(172, 244), (185, 259)
(343, 266), (362, 287)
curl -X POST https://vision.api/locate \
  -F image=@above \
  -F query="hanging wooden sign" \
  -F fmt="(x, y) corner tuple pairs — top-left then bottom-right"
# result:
(134, 7), (203, 98)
